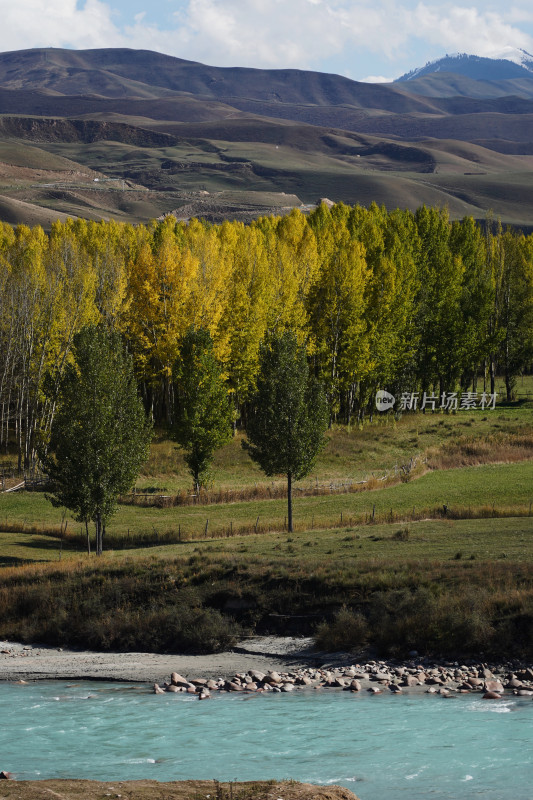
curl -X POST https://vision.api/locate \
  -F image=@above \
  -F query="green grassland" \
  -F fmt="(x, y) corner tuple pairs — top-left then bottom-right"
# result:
(1, 403), (533, 658)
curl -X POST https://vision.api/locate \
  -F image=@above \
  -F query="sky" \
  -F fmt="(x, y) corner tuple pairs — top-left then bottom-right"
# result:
(1, 0), (533, 82)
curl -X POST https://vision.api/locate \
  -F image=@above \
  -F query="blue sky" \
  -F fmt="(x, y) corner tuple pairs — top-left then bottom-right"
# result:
(1, 0), (533, 82)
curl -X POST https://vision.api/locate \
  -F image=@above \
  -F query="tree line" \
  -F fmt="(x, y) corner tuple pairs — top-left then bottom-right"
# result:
(1, 203), (533, 470)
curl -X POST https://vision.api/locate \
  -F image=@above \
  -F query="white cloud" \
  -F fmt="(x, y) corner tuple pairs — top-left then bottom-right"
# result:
(153, 1), (533, 72)
(406, 4), (533, 58)
(0, 0), (532, 81)
(360, 75), (395, 83)
(0, 0), (124, 51)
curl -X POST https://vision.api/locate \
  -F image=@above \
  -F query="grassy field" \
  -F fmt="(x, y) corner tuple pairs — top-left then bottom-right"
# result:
(2, 515), (532, 567)
(2, 405), (533, 542)
(3, 459), (533, 543)
(1, 403), (533, 658)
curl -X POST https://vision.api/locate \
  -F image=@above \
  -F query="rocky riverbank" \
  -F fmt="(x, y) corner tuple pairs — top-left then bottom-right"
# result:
(154, 658), (533, 700)
(2, 636), (532, 702)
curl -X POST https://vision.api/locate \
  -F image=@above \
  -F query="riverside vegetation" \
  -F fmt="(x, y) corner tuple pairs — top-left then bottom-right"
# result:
(1, 404), (533, 660)
(1, 203), (533, 661)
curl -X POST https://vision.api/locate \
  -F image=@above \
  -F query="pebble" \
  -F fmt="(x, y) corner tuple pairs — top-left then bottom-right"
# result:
(151, 658), (532, 700)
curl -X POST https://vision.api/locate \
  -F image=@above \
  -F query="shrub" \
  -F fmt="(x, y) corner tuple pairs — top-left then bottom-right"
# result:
(315, 606), (369, 651)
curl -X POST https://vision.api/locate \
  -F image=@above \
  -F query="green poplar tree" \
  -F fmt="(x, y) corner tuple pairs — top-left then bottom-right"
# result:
(40, 325), (152, 555)
(243, 330), (328, 532)
(172, 327), (232, 492)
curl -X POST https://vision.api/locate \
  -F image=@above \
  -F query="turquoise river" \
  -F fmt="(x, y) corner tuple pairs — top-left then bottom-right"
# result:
(1, 681), (532, 799)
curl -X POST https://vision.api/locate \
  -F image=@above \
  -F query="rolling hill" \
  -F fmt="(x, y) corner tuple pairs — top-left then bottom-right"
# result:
(0, 47), (533, 228)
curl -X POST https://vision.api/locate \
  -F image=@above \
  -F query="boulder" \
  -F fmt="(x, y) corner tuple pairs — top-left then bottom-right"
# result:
(153, 683), (165, 695)
(371, 672), (391, 682)
(295, 675), (313, 686)
(264, 671), (282, 684)
(0, 772), (14, 780)
(170, 672), (189, 687)
(485, 680), (504, 694)
(344, 668), (356, 678)
(483, 691), (501, 700)
(225, 681), (243, 692)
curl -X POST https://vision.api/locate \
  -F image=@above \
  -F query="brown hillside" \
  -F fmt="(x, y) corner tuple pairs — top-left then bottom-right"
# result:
(1, 46), (533, 227)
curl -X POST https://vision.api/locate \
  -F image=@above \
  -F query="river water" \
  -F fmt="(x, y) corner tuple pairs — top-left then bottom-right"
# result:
(1, 681), (532, 799)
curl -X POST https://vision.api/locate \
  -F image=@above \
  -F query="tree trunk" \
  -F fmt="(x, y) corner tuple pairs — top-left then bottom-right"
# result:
(95, 512), (102, 556)
(85, 520), (91, 556)
(505, 371), (514, 402)
(287, 470), (293, 533)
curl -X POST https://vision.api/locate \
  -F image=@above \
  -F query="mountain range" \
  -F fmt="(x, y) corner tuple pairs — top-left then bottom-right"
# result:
(0, 47), (533, 229)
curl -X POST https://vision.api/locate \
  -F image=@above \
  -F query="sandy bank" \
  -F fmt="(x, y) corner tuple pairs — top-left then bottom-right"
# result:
(0, 637), (323, 683)
(0, 778), (360, 800)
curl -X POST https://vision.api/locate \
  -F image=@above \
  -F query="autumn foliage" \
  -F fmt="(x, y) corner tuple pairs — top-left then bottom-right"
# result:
(1, 204), (533, 470)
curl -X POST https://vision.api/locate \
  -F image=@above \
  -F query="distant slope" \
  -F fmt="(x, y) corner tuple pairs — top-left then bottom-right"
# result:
(0, 194), (77, 226)
(0, 48), (439, 112)
(397, 51), (533, 81)
(394, 73), (533, 100)
(1, 46), (533, 228)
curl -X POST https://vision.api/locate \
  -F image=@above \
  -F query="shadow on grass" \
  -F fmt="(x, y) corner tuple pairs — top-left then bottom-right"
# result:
(0, 537), (83, 566)
(0, 554), (49, 566)
(15, 537), (82, 553)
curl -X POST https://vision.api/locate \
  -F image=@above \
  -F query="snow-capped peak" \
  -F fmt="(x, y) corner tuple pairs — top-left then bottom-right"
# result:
(396, 49), (533, 83)
(485, 46), (533, 67)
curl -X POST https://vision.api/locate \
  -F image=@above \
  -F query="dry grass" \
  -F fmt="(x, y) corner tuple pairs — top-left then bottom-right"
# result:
(427, 430), (533, 470)
(0, 780), (358, 800)
(2, 515), (533, 657)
